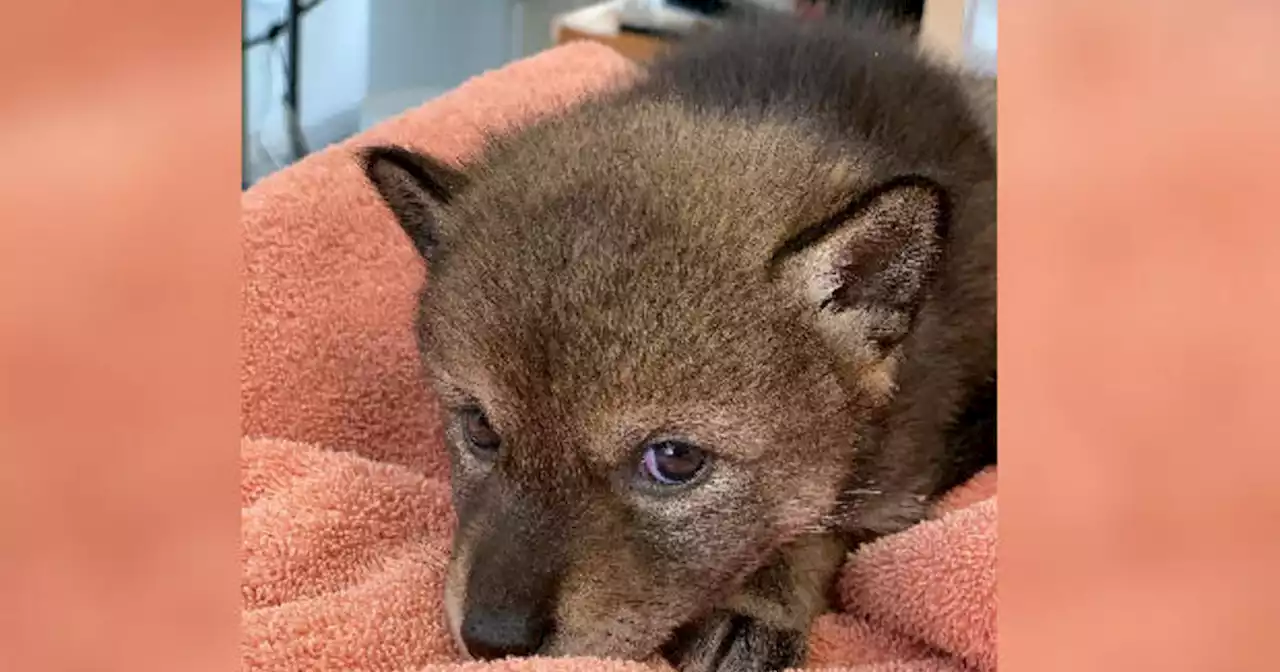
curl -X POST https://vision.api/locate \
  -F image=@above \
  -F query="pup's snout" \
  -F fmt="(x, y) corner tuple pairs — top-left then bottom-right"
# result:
(456, 486), (565, 660)
(463, 586), (558, 655)
(460, 605), (552, 660)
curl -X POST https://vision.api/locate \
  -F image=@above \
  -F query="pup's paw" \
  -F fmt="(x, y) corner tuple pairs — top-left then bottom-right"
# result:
(661, 610), (805, 672)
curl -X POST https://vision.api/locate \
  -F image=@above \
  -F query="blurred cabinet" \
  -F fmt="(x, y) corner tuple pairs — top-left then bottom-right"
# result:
(552, 1), (673, 61)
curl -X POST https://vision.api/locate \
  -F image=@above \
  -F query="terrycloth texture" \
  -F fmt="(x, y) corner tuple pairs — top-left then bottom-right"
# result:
(241, 43), (996, 672)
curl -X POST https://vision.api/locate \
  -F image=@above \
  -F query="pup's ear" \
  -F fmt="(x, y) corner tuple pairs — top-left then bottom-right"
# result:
(776, 177), (948, 356)
(358, 144), (469, 259)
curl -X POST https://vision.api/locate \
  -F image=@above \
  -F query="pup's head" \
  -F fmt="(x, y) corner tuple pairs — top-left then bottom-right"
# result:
(359, 102), (946, 661)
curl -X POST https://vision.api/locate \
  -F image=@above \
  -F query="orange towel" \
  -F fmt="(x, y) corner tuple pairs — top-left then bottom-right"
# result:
(241, 42), (996, 672)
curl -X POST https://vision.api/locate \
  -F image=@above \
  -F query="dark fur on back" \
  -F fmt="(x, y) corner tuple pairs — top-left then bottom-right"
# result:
(636, 18), (987, 181)
(360, 13), (995, 670)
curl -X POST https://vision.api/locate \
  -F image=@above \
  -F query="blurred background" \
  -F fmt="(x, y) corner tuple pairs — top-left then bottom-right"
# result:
(241, 0), (996, 188)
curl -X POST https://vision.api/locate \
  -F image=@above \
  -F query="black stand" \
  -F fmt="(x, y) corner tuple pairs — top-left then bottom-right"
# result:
(242, 0), (316, 186)
(283, 0), (307, 160)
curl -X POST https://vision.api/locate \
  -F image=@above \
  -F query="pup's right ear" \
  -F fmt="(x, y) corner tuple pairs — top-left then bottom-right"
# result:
(359, 144), (469, 259)
(772, 176), (948, 394)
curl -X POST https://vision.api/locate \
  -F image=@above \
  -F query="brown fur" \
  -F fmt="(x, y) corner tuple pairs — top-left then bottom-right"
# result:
(360, 14), (994, 672)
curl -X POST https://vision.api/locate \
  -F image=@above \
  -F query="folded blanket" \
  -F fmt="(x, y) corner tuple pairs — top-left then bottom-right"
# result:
(241, 42), (995, 672)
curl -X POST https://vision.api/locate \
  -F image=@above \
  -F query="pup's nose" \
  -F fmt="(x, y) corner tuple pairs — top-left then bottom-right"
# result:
(459, 608), (551, 660)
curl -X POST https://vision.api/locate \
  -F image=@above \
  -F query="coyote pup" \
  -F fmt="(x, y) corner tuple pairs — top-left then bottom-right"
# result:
(361, 14), (995, 672)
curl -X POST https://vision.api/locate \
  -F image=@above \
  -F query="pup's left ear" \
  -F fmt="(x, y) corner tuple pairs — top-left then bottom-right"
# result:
(775, 177), (949, 356)
(359, 144), (469, 260)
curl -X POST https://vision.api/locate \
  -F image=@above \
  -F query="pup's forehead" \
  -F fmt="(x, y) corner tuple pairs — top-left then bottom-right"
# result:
(425, 262), (786, 392)
(421, 242), (818, 428)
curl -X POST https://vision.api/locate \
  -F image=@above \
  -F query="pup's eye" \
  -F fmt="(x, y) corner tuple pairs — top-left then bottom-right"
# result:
(459, 406), (501, 459)
(639, 441), (707, 486)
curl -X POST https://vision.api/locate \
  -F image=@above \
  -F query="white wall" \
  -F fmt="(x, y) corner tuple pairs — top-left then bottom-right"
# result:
(359, 0), (597, 130)
(360, 0), (516, 130)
